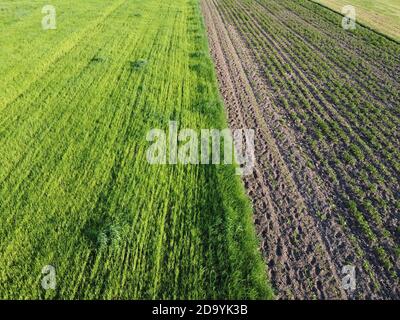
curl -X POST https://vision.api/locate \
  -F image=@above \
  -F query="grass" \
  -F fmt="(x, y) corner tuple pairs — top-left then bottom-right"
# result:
(0, 0), (273, 299)
(312, 0), (400, 41)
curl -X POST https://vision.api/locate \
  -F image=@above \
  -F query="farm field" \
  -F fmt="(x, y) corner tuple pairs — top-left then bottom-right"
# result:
(1, 0), (400, 301)
(201, 0), (400, 299)
(0, 0), (274, 299)
(312, 0), (400, 41)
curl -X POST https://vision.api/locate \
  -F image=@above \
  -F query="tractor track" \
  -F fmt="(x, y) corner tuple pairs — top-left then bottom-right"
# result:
(201, 0), (350, 299)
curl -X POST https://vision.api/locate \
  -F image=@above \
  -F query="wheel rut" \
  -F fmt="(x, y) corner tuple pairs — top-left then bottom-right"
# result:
(201, 0), (348, 299)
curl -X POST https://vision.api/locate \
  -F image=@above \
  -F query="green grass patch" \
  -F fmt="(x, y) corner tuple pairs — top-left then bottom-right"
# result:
(312, 0), (400, 41)
(0, 0), (273, 299)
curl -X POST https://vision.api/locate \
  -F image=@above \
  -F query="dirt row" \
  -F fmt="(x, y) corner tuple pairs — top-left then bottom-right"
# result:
(200, 0), (399, 299)
(216, 0), (399, 296)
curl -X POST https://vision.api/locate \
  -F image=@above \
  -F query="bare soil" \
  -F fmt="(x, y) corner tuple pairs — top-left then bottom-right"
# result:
(201, 0), (400, 299)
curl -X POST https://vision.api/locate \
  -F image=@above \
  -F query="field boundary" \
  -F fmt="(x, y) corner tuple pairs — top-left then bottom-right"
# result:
(310, 0), (400, 44)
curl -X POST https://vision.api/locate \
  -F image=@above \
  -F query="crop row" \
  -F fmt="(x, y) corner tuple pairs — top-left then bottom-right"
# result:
(0, 0), (273, 299)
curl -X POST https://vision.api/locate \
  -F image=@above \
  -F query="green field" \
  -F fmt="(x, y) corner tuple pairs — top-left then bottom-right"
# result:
(0, 0), (273, 299)
(313, 0), (400, 40)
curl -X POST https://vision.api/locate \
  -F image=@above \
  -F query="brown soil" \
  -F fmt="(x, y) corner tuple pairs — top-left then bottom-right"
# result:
(200, 0), (399, 299)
